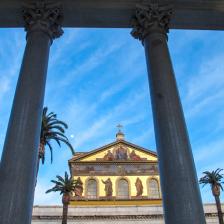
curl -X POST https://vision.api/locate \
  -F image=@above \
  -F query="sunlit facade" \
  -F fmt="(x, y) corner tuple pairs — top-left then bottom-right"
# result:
(68, 131), (162, 206)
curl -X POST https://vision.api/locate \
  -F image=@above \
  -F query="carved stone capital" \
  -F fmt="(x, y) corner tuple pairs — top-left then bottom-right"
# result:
(22, 1), (63, 41)
(131, 3), (173, 41)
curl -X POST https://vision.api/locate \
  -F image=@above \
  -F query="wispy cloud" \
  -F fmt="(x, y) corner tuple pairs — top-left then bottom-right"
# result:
(131, 128), (155, 148)
(185, 55), (224, 102)
(59, 41), (124, 87)
(49, 28), (89, 67)
(0, 76), (10, 101)
(187, 89), (224, 118)
(34, 180), (61, 205)
(194, 139), (224, 164)
(71, 87), (148, 149)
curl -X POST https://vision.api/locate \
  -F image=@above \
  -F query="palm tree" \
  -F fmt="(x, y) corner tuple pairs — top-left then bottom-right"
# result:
(37, 107), (75, 175)
(199, 168), (224, 224)
(46, 172), (77, 224)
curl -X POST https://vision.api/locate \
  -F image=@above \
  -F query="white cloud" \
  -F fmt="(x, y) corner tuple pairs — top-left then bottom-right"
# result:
(34, 180), (61, 205)
(69, 88), (148, 148)
(194, 138), (224, 165)
(131, 128), (155, 147)
(49, 28), (86, 67)
(187, 89), (224, 118)
(121, 113), (146, 127)
(0, 77), (10, 101)
(180, 53), (224, 122)
(185, 54), (224, 102)
(59, 41), (124, 87)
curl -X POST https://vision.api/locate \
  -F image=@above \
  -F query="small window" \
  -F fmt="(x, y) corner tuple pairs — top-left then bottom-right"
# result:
(148, 179), (160, 198)
(87, 179), (97, 199)
(117, 179), (129, 199)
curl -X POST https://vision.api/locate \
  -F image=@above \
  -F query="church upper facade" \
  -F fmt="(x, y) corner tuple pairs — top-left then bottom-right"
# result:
(68, 131), (162, 206)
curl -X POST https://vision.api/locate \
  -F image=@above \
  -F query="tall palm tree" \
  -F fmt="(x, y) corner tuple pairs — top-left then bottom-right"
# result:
(37, 107), (75, 175)
(46, 172), (77, 224)
(199, 168), (224, 224)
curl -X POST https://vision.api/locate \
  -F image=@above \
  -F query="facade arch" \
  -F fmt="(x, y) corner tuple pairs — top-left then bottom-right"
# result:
(116, 177), (130, 199)
(85, 177), (99, 199)
(147, 177), (161, 199)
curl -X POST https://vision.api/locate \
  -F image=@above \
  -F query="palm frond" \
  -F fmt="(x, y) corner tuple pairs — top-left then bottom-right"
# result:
(199, 168), (224, 189)
(56, 175), (66, 183)
(48, 120), (68, 129)
(41, 154), (45, 164)
(46, 113), (57, 122)
(55, 137), (75, 155)
(43, 107), (48, 116)
(49, 131), (69, 140)
(39, 107), (75, 164)
(46, 172), (77, 195)
(48, 125), (66, 133)
(46, 142), (53, 163)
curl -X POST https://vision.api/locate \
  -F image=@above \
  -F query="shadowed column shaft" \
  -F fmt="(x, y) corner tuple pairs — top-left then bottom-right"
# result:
(0, 2), (63, 224)
(144, 31), (206, 224)
(0, 30), (51, 224)
(131, 3), (206, 224)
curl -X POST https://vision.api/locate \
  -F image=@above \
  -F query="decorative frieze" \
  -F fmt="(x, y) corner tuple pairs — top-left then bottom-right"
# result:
(131, 3), (173, 41)
(22, 1), (63, 41)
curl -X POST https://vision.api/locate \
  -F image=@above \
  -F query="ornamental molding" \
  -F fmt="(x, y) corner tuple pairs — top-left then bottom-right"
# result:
(131, 2), (173, 41)
(22, 1), (63, 40)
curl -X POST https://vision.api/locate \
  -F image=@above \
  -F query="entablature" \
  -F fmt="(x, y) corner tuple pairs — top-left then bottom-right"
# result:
(1, 0), (224, 30)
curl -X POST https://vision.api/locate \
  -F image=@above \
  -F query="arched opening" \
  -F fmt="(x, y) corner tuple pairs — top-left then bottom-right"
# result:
(117, 178), (129, 199)
(86, 179), (97, 199)
(148, 179), (160, 198)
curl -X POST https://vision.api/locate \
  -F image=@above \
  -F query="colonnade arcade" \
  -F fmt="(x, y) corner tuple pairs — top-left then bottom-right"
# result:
(85, 177), (160, 199)
(0, 0), (222, 224)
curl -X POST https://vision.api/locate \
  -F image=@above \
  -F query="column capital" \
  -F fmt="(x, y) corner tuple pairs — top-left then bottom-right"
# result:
(22, 1), (63, 41)
(130, 3), (173, 42)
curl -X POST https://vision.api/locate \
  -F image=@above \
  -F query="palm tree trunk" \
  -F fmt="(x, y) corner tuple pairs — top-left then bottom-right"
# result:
(35, 157), (40, 187)
(215, 195), (224, 224)
(62, 202), (68, 224)
(35, 143), (44, 186)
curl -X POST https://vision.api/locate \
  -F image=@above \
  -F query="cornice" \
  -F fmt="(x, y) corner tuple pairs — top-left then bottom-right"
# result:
(71, 160), (158, 164)
(32, 213), (219, 220)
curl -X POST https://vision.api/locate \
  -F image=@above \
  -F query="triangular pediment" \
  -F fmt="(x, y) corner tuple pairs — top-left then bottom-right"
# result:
(69, 140), (157, 163)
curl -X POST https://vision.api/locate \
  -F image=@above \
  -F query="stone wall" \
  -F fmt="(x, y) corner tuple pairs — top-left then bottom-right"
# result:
(32, 204), (223, 224)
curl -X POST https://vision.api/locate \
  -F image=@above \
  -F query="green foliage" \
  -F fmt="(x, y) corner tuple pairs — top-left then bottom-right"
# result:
(40, 107), (75, 164)
(46, 172), (77, 195)
(199, 168), (224, 190)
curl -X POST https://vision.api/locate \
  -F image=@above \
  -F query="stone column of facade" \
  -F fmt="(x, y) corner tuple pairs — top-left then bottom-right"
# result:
(0, 2), (63, 224)
(131, 3), (206, 224)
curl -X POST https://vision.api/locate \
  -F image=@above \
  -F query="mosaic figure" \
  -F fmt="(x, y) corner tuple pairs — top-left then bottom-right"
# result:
(130, 150), (142, 161)
(115, 146), (128, 160)
(104, 150), (114, 161)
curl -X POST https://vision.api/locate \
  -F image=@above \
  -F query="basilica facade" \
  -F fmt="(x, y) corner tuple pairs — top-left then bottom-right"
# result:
(69, 131), (162, 206)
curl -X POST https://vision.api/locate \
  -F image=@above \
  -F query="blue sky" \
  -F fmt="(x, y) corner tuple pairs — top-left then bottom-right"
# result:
(0, 28), (223, 205)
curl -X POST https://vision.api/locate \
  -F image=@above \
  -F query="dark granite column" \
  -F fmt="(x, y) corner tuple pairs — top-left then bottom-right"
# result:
(131, 3), (206, 224)
(0, 2), (63, 224)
